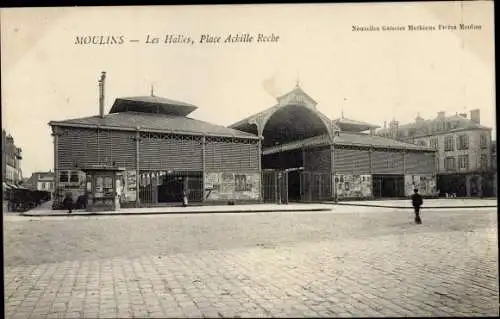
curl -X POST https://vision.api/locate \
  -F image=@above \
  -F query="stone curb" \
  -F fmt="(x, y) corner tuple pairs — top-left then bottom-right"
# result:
(328, 202), (497, 209)
(20, 207), (332, 217)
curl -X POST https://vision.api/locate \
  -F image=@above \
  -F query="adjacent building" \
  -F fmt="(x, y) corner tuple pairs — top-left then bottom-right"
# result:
(491, 140), (497, 196)
(49, 73), (438, 208)
(24, 171), (55, 193)
(376, 110), (495, 197)
(2, 129), (23, 185)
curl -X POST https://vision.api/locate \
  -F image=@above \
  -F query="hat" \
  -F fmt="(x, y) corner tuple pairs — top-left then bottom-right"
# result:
(414, 189), (419, 192)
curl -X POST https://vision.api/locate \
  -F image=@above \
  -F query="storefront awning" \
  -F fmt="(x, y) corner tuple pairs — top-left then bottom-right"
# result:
(5, 182), (18, 189)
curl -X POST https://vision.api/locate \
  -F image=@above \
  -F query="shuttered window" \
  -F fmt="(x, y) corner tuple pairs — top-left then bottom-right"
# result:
(457, 134), (469, 150)
(444, 157), (456, 171)
(480, 134), (488, 149)
(444, 135), (454, 151)
(458, 155), (469, 170)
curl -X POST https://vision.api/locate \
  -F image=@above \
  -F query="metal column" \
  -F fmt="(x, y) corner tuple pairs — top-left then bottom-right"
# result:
(330, 144), (336, 202)
(258, 137), (262, 202)
(52, 126), (60, 203)
(201, 136), (206, 202)
(135, 128), (140, 207)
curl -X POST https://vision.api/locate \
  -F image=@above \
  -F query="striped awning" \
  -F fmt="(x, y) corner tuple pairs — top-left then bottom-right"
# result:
(5, 182), (17, 189)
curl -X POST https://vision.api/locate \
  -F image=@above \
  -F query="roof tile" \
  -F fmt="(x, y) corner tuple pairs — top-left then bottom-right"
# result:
(50, 112), (259, 139)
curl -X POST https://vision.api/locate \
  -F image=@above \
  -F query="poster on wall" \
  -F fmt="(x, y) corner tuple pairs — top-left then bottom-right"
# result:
(405, 175), (436, 196)
(335, 174), (372, 198)
(205, 173), (220, 191)
(204, 172), (260, 201)
(221, 173), (235, 194)
(125, 170), (137, 202)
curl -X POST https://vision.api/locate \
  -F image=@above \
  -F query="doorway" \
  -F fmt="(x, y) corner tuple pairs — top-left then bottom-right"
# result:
(288, 170), (301, 201)
(372, 174), (405, 198)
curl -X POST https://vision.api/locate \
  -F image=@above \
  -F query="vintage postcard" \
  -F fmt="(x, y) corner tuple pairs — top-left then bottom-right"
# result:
(2, 2), (497, 318)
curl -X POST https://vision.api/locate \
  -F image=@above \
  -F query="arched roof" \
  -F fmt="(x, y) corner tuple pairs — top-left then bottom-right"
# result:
(229, 85), (339, 145)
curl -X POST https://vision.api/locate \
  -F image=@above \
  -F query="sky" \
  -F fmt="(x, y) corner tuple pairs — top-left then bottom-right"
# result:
(1, 2), (495, 177)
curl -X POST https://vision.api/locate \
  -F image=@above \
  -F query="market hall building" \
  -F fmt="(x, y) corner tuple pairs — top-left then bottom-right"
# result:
(229, 84), (438, 203)
(49, 75), (437, 210)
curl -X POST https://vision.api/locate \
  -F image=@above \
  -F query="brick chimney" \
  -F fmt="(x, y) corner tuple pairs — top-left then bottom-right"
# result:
(98, 71), (106, 118)
(437, 111), (445, 119)
(470, 109), (480, 124)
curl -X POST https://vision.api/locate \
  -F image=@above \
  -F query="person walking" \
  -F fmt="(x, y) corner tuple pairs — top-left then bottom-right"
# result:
(411, 188), (423, 224)
(63, 192), (74, 214)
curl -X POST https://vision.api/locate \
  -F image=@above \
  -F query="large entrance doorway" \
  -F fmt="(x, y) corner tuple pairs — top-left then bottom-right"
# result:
(372, 174), (405, 198)
(138, 171), (203, 206)
(288, 169), (301, 201)
(262, 149), (304, 203)
(437, 174), (466, 197)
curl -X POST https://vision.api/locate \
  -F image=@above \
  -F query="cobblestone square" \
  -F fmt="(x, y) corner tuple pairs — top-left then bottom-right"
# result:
(3, 206), (499, 317)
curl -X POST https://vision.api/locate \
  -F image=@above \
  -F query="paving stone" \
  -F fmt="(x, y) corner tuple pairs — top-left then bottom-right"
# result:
(4, 208), (499, 318)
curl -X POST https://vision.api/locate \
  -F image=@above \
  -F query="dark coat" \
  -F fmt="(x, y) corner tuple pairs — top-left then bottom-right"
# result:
(411, 193), (423, 207)
(62, 195), (74, 210)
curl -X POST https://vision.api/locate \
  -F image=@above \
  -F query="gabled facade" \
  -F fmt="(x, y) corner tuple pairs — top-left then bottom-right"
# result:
(231, 84), (438, 201)
(24, 171), (55, 193)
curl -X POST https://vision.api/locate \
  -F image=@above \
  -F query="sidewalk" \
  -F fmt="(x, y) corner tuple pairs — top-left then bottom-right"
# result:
(326, 198), (498, 209)
(21, 203), (334, 217)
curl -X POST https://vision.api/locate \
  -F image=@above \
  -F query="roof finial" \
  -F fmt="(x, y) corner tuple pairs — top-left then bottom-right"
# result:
(342, 98), (347, 118)
(295, 71), (300, 88)
(150, 84), (154, 97)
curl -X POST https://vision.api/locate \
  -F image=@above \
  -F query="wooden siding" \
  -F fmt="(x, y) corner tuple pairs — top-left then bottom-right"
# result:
(57, 127), (258, 173)
(304, 147), (331, 172)
(405, 152), (436, 174)
(58, 128), (100, 170)
(205, 139), (259, 172)
(58, 128), (137, 170)
(139, 135), (202, 171)
(334, 148), (370, 174)
(371, 150), (404, 174)
(110, 130), (136, 167)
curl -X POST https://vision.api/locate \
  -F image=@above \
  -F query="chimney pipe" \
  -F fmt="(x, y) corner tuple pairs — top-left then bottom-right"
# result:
(99, 71), (106, 118)
(470, 109), (480, 124)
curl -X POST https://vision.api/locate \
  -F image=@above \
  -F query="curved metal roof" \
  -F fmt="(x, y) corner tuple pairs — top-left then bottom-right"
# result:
(229, 85), (338, 143)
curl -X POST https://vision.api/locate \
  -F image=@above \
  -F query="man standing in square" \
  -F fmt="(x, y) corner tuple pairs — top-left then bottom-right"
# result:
(411, 188), (423, 224)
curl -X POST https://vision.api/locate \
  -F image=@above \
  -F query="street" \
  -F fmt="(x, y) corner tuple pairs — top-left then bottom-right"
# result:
(3, 206), (499, 318)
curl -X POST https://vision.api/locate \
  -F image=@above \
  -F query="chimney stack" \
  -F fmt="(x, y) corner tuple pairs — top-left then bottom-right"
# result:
(470, 109), (480, 124)
(437, 111), (445, 119)
(98, 71), (106, 118)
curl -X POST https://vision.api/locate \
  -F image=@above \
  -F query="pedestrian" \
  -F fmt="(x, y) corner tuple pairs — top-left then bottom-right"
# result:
(182, 189), (188, 207)
(63, 192), (74, 214)
(411, 188), (423, 224)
